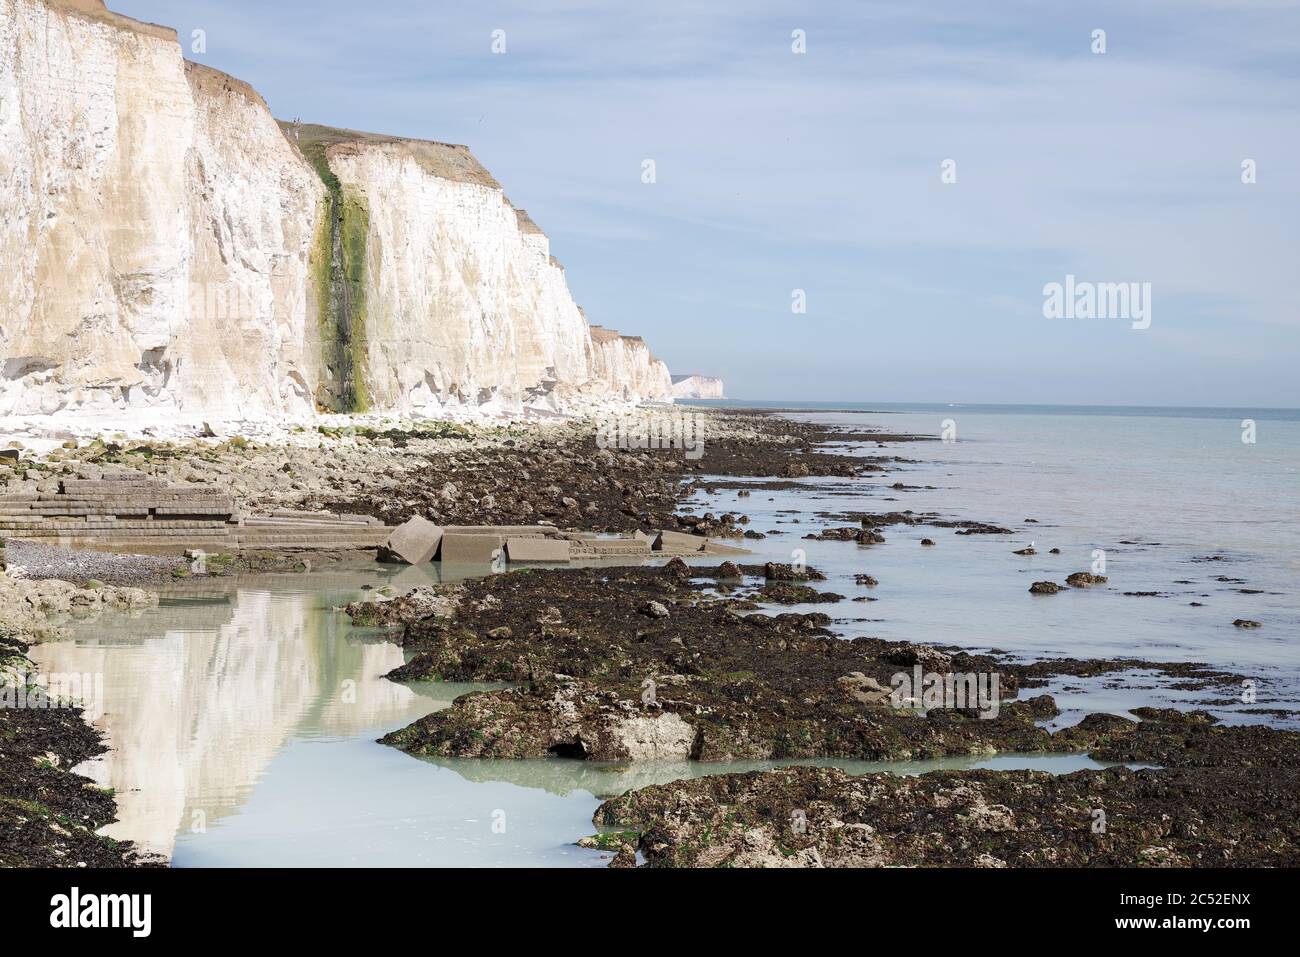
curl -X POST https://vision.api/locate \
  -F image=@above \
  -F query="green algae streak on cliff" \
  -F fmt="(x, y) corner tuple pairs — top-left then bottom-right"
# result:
(292, 124), (373, 413)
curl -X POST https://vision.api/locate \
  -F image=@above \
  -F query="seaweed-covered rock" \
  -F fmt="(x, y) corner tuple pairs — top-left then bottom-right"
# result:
(374, 563), (1068, 763)
(594, 757), (1300, 867)
(1066, 572), (1108, 587)
(762, 562), (826, 582)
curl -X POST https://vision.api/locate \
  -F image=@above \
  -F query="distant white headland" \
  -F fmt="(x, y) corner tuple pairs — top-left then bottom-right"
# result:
(671, 375), (725, 400)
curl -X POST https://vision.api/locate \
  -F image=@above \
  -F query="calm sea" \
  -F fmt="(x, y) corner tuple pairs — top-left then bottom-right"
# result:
(682, 400), (1300, 724)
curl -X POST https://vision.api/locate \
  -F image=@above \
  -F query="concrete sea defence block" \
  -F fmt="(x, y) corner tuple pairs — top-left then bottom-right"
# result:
(588, 539), (652, 556)
(564, 538), (652, 558)
(701, 541), (750, 556)
(439, 533), (501, 565)
(435, 525), (560, 553)
(504, 537), (571, 563)
(381, 516), (445, 564)
(653, 530), (708, 553)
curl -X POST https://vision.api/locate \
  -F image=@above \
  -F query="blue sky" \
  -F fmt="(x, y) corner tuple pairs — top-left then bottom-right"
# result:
(118, 0), (1300, 406)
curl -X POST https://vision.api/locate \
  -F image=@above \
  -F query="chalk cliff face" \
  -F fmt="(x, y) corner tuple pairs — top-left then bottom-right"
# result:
(590, 326), (676, 402)
(0, 0), (326, 420)
(299, 125), (671, 413)
(671, 374), (726, 400)
(0, 0), (672, 422)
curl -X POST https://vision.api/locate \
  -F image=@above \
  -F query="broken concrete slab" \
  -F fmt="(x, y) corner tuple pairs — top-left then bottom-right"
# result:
(577, 538), (652, 558)
(380, 516), (444, 564)
(653, 530), (708, 552)
(605, 539), (653, 554)
(505, 537), (571, 563)
(701, 540), (750, 556)
(439, 532), (501, 564)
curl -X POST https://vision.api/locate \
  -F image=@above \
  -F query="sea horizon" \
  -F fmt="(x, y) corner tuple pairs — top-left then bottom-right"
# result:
(680, 399), (1300, 420)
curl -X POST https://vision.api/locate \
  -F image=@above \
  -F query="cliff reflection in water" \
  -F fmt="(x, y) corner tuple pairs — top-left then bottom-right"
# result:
(30, 572), (436, 858)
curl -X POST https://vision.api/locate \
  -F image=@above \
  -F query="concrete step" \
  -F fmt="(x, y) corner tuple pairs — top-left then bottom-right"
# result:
(246, 516), (379, 527)
(240, 530), (383, 538)
(239, 528), (389, 540)
(236, 539), (385, 549)
(8, 527), (234, 536)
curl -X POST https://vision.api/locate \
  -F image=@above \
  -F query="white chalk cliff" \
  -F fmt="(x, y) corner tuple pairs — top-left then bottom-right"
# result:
(671, 374), (725, 399)
(0, 0), (672, 422)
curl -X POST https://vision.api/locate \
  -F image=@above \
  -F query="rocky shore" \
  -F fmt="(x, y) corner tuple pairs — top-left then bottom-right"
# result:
(593, 709), (1300, 867)
(3, 411), (890, 552)
(332, 408), (1295, 868)
(367, 560), (1244, 767)
(358, 546), (1299, 869)
(0, 407), (908, 866)
(371, 561), (1047, 761)
(3, 407), (1292, 868)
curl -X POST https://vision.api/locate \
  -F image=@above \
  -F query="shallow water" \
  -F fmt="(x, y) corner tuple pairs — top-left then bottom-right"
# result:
(684, 405), (1300, 724)
(30, 568), (1127, 866)
(28, 404), (1299, 865)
